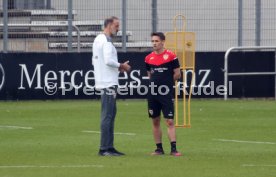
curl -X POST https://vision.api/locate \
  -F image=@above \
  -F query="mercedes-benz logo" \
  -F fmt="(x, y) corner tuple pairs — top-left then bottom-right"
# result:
(0, 63), (5, 91)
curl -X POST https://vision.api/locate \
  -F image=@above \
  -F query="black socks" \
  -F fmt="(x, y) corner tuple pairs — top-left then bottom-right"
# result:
(171, 141), (177, 152)
(156, 143), (163, 150)
(156, 142), (177, 152)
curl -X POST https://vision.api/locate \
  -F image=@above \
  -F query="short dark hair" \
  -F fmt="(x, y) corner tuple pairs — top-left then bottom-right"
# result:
(104, 16), (119, 28)
(151, 32), (166, 41)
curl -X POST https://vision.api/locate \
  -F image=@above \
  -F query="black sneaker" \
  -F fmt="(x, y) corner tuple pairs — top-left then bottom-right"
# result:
(98, 150), (119, 156)
(151, 148), (165, 155)
(108, 148), (125, 156)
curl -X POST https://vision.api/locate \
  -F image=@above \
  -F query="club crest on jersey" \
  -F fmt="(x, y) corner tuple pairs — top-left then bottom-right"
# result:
(150, 57), (154, 60)
(163, 54), (169, 60)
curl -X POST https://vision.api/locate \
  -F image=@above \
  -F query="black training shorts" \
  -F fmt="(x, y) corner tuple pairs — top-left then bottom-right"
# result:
(147, 93), (174, 119)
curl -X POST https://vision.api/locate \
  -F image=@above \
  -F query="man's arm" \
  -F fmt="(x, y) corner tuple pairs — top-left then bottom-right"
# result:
(102, 42), (120, 68)
(173, 68), (181, 81)
(170, 55), (181, 81)
(147, 71), (151, 79)
(103, 42), (131, 72)
(145, 61), (151, 79)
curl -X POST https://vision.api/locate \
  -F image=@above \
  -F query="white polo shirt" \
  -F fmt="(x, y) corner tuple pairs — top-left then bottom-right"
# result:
(92, 34), (120, 90)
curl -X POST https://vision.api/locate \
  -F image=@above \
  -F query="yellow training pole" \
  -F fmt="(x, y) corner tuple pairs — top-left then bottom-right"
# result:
(165, 14), (195, 128)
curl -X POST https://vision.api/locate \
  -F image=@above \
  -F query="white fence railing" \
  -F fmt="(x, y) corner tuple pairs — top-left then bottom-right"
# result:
(224, 46), (276, 100)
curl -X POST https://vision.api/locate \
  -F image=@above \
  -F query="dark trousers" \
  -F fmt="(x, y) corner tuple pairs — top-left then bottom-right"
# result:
(100, 86), (117, 150)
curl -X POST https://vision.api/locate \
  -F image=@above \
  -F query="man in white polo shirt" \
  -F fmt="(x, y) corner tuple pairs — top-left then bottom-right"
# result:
(92, 16), (131, 156)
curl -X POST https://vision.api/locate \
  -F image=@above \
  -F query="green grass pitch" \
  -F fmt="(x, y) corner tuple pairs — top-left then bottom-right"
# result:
(0, 99), (276, 177)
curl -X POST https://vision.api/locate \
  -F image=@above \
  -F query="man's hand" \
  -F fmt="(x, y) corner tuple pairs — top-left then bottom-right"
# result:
(119, 60), (131, 72)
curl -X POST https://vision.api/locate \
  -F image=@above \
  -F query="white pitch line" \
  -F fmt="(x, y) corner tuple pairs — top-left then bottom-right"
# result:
(0, 165), (104, 168)
(82, 130), (136, 136)
(213, 139), (276, 145)
(0, 125), (33, 130)
(242, 164), (276, 167)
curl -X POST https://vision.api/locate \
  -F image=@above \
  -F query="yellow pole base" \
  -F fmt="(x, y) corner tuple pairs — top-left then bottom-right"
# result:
(175, 125), (191, 128)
